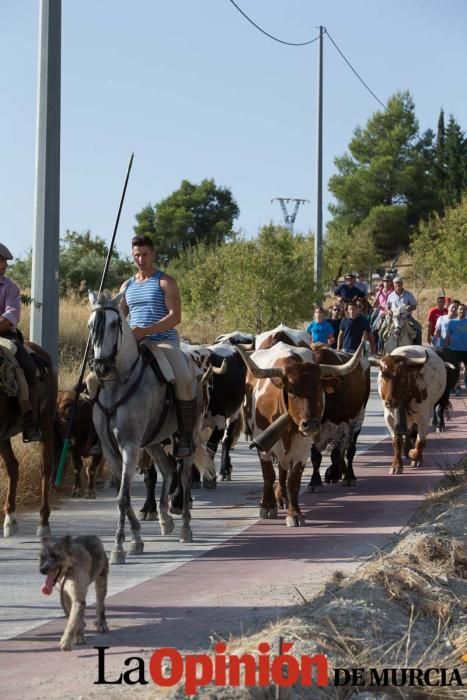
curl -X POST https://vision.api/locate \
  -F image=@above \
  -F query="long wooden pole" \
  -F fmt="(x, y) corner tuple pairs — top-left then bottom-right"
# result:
(55, 153), (134, 486)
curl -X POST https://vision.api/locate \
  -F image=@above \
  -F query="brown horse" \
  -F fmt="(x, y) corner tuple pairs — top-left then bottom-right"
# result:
(2, 341), (57, 537)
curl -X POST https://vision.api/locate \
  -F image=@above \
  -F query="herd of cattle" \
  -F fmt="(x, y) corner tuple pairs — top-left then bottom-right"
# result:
(56, 324), (460, 529)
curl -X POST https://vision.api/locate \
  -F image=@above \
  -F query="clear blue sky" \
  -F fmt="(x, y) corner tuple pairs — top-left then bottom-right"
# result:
(2, 0), (467, 259)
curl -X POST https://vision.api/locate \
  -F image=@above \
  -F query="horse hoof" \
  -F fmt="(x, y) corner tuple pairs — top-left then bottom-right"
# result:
(203, 477), (217, 490)
(110, 549), (126, 565)
(71, 488), (81, 498)
(138, 510), (148, 521)
(226, 473), (232, 481)
(180, 528), (193, 543)
(85, 491), (96, 500)
(389, 465), (403, 475)
(128, 541), (144, 555)
(3, 519), (18, 537)
(191, 481), (201, 490)
(145, 511), (158, 521)
(259, 507), (269, 519)
(267, 507), (278, 519)
(169, 504), (182, 516)
(95, 620), (109, 633)
(220, 473), (226, 481)
(285, 515), (305, 527)
(36, 525), (51, 538)
(160, 518), (175, 536)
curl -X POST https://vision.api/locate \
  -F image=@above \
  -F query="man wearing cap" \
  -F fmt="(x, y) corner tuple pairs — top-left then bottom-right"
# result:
(387, 276), (422, 344)
(333, 272), (366, 303)
(0, 244), (42, 441)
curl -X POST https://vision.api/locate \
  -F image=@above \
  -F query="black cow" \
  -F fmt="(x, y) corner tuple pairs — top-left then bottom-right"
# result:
(193, 341), (249, 484)
(432, 348), (460, 432)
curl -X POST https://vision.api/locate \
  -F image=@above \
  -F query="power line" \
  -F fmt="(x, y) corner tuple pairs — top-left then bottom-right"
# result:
(227, 0), (320, 47)
(324, 29), (387, 110)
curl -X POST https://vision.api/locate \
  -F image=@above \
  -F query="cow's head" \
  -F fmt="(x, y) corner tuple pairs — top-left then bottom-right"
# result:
(371, 351), (428, 409)
(238, 346), (363, 438)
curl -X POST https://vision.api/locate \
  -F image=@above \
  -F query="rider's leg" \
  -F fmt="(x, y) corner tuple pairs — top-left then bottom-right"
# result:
(14, 341), (42, 442)
(156, 342), (198, 459)
(410, 318), (422, 345)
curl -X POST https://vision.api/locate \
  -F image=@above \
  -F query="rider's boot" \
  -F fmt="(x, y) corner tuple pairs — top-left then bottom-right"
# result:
(22, 385), (42, 443)
(174, 398), (197, 458)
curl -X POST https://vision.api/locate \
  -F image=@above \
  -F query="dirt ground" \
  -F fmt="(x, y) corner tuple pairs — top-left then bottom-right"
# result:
(178, 460), (467, 699)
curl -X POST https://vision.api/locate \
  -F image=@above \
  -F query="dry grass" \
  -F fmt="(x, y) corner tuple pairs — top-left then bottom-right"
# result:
(177, 463), (467, 699)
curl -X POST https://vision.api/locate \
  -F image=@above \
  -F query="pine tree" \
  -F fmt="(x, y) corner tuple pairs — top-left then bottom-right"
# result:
(434, 109), (446, 201)
(444, 116), (467, 207)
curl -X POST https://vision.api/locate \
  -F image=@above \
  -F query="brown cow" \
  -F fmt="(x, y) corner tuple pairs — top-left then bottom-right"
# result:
(55, 389), (104, 498)
(238, 341), (364, 526)
(371, 346), (447, 473)
(306, 343), (371, 491)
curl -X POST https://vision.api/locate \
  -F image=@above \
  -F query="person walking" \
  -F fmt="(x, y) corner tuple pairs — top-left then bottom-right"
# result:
(444, 302), (467, 395)
(337, 300), (375, 353)
(434, 300), (459, 348)
(306, 307), (335, 345)
(427, 295), (447, 345)
(327, 304), (343, 349)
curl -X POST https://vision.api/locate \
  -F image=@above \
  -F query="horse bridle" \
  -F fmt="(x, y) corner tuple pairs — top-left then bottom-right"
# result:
(89, 306), (123, 378)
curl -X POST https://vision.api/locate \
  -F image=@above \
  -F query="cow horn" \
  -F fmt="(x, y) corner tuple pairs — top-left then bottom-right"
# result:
(406, 350), (429, 367)
(237, 342), (255, 351)
(212, 359), (228, 375)
(444, 361), (456, 371)
(236, 346), (284, 379)
(319, 341), (365, 377)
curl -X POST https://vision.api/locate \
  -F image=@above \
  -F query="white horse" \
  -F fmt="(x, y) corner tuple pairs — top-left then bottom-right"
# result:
(383, 304), (416, 354)
(88, 291), (213, 564)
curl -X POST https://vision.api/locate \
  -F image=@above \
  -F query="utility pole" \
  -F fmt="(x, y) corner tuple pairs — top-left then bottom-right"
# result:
(30, 0), (61, 368)
(271, 198), (309, 233)
(314, 25), (324, 290)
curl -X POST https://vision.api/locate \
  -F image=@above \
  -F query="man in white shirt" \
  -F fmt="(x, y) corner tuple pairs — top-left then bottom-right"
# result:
(433, 301), (459, 348)
(387, 276), (422, 344)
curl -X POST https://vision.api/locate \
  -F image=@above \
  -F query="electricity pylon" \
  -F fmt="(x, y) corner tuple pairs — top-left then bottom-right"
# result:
(271, 197), (309, 233)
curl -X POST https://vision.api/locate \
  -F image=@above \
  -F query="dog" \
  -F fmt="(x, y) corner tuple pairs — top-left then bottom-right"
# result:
(39, 534), (109, 651)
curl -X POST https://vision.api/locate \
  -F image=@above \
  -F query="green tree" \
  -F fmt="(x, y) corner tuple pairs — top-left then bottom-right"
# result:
(443, 115), (467, 208)
(59, 230), (133, 296)
(9, 231), (133, 296)
(328, 91), (438, 258)
(410, 195), (467, 286)
(168, 225), (317, 334)
(134, 179), (240, 264)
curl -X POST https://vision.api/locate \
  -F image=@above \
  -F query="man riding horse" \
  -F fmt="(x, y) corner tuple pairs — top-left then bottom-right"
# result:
(90, 234), (197, 459)
(0, 243), (42, 441)
(385, 275), (422, 346)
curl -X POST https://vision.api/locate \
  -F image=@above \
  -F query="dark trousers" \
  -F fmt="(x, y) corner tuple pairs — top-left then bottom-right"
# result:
(0, 331), (38, 385)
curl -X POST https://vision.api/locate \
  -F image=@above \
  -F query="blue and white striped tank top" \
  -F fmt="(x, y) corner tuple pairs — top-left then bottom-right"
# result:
(124, 270), (178, 343)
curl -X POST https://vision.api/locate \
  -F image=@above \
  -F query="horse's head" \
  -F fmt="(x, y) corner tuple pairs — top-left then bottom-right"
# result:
(391, 304), (409, 339)
(88, 291), (124, 380)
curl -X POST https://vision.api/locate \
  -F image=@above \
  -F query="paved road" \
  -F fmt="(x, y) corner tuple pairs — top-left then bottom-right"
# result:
(0, 380), (465, 699)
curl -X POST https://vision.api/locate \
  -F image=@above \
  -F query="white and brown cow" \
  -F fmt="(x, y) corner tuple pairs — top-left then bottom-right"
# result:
(239, 341), (364, 526)
(371, 346), (447, 474)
